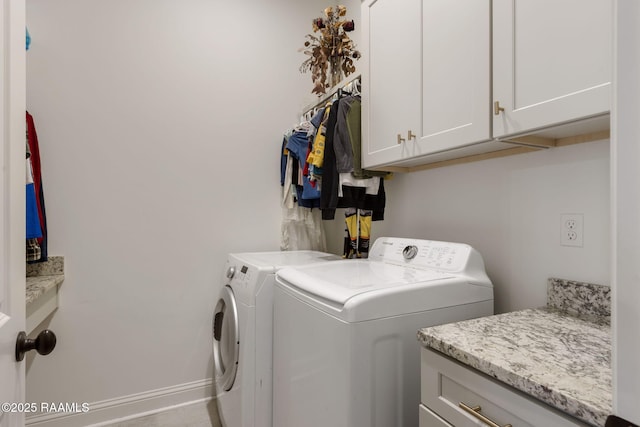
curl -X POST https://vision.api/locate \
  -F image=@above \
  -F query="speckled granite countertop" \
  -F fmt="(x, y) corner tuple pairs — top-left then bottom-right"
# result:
(26, 256), (64, 306)
(418, 278), (611, 427)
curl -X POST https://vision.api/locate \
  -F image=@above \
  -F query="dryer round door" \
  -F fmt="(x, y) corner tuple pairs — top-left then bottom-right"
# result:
(212, 285), (239, 391)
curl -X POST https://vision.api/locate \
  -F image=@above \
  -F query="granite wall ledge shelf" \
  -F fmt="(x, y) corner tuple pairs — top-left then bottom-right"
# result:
(26, 256), (64, 335)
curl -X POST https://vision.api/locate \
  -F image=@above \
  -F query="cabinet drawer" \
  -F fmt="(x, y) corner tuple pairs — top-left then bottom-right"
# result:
(419, 404), (452, 427)
(421, 349), (589, 427)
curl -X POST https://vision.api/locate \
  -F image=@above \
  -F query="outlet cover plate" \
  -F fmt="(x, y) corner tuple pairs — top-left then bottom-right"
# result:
(561, 214), (583, 247)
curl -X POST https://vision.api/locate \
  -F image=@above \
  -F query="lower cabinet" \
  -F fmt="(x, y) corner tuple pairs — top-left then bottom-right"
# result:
(420, 348), (590, 427)
(419, 404), (453, 426)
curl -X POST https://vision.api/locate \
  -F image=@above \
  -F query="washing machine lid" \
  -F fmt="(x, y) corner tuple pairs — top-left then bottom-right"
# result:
(276, 238), (494, 322)
(277, 260), (453, 306)
(231, 250), (340, 273)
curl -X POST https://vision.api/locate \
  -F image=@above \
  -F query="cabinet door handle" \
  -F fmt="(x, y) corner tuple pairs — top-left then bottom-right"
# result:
(494, 101), (505, 115)
(459, 402), (512, 427)
(407, 130), (416, 141)
(397, 134), (406, 144)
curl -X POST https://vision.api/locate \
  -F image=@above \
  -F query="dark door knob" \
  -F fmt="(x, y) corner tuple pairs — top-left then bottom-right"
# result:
(15, 329), (57, 361)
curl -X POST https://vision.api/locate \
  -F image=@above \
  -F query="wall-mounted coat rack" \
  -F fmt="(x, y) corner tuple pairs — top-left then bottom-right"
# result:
(301, 75), (361, 122)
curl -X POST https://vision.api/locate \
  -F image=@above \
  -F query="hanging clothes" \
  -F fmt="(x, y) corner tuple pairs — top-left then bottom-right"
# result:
(319, 100), (341, 220)
(279, 76), (386, 253)
(334, 96), (388, 179)
(26, 156), (41, 239)
(333, 95), (358, 174)
(306, 103), (332, 182)
(319, 95), (387, 221)
(285, 130), (321, 207)
(343, 208), (372, 259)
(280, 205), (327, 252)
(280, 132), (327, 251)
(26, 112), (48, 263)
(26, 142), (42, 262)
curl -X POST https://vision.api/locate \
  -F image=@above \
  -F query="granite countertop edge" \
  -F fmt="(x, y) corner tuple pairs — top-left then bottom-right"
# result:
(26, 256), (65, 306)
(26, 274), (64, 306)
(417, 307), (611, 427)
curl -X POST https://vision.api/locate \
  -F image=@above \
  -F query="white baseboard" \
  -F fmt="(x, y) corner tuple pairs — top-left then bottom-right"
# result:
(25, 378), (214, 427)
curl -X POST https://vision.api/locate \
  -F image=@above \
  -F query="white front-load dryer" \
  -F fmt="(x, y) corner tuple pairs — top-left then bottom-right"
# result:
(273, 237), (494, 427)
(213, 250), (339, 427)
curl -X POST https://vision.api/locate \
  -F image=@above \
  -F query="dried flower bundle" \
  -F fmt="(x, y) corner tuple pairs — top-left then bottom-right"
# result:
(300, 5), (360, 95)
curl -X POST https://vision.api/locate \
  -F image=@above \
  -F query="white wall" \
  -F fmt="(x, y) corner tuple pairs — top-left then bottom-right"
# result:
(24, 0), (346, 421)
(327, 140), (611, 314)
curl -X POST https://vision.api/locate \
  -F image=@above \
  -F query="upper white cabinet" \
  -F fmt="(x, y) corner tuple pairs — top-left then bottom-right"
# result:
(361, 0), (422, 168)
(362, 0), (507, 170)
(421, 0), (491, 150)
(493, 0), (612, 138)
(361, 0), (612, 171)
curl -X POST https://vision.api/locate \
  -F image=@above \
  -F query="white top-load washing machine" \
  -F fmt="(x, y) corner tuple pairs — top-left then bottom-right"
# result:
(272, 237), (494, 427)
(213, 250), (339, 427)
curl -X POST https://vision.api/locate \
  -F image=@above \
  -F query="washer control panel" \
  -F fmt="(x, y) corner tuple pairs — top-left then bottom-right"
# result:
(369, 237), (473, 272)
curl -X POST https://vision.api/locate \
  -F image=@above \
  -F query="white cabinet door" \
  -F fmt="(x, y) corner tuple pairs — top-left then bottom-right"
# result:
(419, 0), (491, 153)
(493, 0), (612, 138)
(362, 0), (495, 170)
(0, 1), (27, 426)
(613, 1), (640, 423)
(361, 0), (421, 169)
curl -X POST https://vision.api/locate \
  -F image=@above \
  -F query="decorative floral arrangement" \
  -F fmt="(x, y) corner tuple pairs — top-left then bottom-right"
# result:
(300, 5), (360, 95)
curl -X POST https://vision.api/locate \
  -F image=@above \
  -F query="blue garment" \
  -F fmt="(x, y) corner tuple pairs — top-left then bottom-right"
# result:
(301, 176), (320, 200)
(310, 107), (326, 129)
(26, 28), (31, 50)
(285, 130), (320, 202)
(280, 137), (288, 186)
(295, 186), (320, 208)
(26, 182), (42, 239)
(285, 131), (308, 167)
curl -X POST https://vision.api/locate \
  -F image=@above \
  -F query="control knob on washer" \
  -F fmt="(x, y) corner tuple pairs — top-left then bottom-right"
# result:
(403, 245), (418, 260)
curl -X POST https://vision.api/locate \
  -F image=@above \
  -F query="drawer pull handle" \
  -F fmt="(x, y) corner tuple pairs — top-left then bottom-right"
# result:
(459, 402), (512, 427)
(397, 134), (406, 144)
(494, 101), (505, 115)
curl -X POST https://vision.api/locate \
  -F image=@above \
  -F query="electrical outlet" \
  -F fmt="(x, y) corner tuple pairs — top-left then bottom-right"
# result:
(561, 214), (583, 247)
